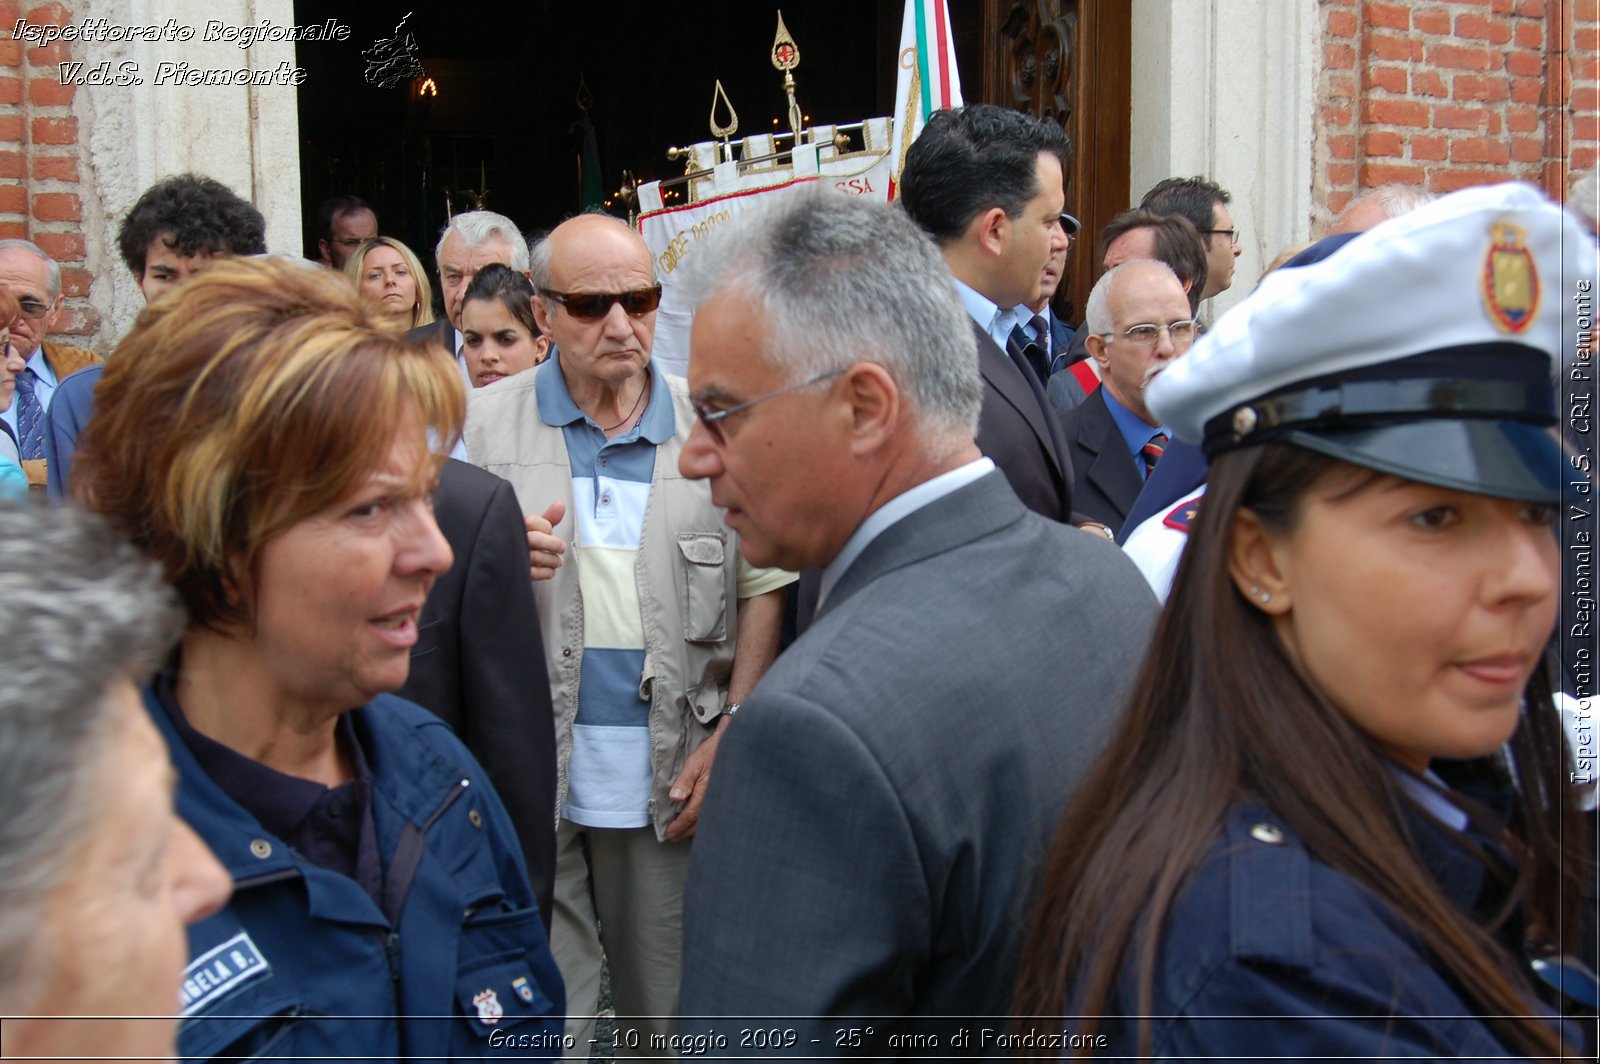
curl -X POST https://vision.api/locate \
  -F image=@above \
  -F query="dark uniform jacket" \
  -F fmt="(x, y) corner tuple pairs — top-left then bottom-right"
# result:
(150, 689), (565, 1062)
(1099, 786), (1583, 1059)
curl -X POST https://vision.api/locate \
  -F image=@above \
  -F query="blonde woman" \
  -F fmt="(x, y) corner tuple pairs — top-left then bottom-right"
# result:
(346, 236), (435, 330)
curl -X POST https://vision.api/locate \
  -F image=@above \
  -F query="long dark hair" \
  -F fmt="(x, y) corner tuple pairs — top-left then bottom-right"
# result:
(1013, 442), (1584, 1059)
(462, 262), (538, 339)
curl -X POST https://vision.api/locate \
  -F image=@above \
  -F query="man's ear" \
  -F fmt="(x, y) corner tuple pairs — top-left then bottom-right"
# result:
(1086, 333), (1110, 372)
(532, 294), (554, 337)
(967, 206), (1010, 259)
(42, 292), (64, 334)
(1227, 507), (1293, 616)
(840, 362), (900, 457)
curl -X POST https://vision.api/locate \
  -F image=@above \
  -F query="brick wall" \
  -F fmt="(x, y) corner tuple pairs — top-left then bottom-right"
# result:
(1317, 0), (1598, 226)
(0, 0), (96, 341)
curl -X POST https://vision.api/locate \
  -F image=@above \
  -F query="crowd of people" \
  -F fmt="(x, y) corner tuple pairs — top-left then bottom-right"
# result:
(0, 101), (1594, 1062)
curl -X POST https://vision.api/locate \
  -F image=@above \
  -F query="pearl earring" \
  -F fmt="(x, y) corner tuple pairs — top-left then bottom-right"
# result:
(1250, 585), (1272, 604)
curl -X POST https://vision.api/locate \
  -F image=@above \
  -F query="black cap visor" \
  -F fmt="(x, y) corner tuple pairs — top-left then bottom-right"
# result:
(1283, 418), (1563, 504)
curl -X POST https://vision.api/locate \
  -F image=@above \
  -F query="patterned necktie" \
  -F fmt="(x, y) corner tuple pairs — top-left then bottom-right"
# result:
(13, 366), (44, 460)
(1141, 431), (1168, 477)
(1006, 322), (1050, 387)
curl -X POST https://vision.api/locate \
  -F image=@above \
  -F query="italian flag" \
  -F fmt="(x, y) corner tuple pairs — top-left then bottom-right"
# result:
(889, 0), (964, 199)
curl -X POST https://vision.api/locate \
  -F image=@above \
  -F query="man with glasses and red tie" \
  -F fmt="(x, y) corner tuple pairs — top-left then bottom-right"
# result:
(1058, 260), (1198, 532)
(0, 238), (102, 488)
(464, 211), (792, 1059)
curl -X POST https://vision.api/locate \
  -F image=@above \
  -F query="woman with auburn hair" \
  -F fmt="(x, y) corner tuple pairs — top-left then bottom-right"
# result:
(1014, 184), (1594, 1059)
(346, 235), (435, 329)
(73, 256), (563, 1060)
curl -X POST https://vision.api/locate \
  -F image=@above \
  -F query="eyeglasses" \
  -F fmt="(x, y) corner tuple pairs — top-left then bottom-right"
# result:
(539, 286), (663, 321)
(1203, 227), (1241, 247)
(691, 367), (846, 445)
(1102, 320), (1199, 346)
(16, 297), (51, 319)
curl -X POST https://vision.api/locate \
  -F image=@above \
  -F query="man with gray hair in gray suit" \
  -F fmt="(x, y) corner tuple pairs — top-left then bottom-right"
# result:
(676, 190), (1158, 1051)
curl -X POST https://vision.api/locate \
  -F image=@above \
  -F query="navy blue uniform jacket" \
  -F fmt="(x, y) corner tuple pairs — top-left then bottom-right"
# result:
(1098, 801), (1581, 1059)
(149, 690), (565, 1062)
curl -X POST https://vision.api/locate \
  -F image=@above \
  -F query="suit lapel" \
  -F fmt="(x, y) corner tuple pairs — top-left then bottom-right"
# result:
(971, 321), (1067, 482)
(1077, 391), (1145, 523)
(816, 472), (1026, 624)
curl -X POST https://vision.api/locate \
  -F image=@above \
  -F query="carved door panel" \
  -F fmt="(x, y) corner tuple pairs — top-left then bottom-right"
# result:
(972, 0), (1131, 323)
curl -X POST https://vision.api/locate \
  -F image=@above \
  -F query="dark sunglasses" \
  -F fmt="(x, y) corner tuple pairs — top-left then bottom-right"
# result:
(16, 297), (51, 319)
(539, 286), (662, 321)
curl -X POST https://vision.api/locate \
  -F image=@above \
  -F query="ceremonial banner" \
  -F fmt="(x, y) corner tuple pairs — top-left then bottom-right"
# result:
(890, 0), (964, 198)
(637, 120), (895, 376)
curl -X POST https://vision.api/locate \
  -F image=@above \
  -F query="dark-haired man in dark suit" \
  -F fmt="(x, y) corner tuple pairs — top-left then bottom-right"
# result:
(898, 104), (1074, 523)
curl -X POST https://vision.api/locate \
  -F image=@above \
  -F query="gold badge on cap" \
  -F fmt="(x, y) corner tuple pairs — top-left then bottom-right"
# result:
(1483, 221), (1539, 333)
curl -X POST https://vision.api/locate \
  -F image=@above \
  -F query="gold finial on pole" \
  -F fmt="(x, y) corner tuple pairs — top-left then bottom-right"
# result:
(615, 169), (639, 225)
(770, 11), (803, 142)
(709, 79), (740, 165)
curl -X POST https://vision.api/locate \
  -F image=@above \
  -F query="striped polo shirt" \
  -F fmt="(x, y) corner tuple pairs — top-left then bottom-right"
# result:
(535, 355), (790, 828)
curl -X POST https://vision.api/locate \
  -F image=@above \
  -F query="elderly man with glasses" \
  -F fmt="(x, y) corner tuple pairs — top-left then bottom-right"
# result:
(1059, 259), (1198, 532)
(0, 238), (102, 487)
(464, 211), (792, 1059)
(674, 190), (1157, 1049)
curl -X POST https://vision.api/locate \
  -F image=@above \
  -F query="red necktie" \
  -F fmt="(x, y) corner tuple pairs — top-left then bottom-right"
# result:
(1141, 431), (1168, 477)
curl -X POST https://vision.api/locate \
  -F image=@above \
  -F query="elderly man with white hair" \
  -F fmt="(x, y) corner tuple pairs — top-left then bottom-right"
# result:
(466, 210), (792, 1058)
(1059, 259), (1198, 532)
(0, 237), (101, 487)
(408, 210), (531, 387)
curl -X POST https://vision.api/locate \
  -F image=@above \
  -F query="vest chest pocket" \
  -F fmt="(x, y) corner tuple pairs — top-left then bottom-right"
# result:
(676, 533), (728, 642)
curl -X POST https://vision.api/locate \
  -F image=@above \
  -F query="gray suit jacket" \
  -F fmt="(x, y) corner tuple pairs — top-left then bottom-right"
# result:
(679, 471), (1158, 1049)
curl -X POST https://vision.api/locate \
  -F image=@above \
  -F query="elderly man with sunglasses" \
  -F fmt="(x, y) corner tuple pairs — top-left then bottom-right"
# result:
(0, 238), (102, 488)
(464, 211), (792, 1058)
(1058, 259), (1198, 532)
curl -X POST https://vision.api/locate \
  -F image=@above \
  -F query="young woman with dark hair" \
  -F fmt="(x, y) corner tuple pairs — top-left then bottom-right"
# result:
(460, 262), (548, 387)
(1014, 183), (1594, 1060)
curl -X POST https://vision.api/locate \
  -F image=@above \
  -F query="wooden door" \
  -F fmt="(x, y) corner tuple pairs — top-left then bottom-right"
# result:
(969, 0), (1131, 323)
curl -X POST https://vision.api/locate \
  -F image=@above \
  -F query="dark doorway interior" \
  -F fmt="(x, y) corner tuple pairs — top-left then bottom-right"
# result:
(292, 3), (928, 265)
